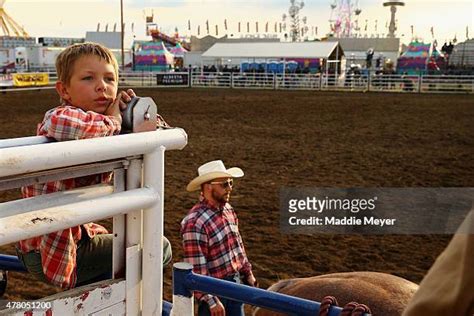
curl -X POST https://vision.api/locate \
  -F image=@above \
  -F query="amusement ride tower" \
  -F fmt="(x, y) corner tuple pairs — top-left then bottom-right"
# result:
(329, 0), (362, 37)
(383, 1), (404, 38)
(282, 0), (307, 42)
(0, 0), (29, 37)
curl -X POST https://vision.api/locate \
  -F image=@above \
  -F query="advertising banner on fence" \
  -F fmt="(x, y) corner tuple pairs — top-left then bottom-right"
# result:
(12, 73), (50, 87)
(0, 74), (13, 87)
(156, 73), (188, 86)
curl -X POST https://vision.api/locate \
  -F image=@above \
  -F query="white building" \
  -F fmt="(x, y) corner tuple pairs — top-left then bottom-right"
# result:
(85, 31), (122, 49)
(327, 37), (400, 69)
(23, 46), (132, 72)
(25, 46), (63, 71)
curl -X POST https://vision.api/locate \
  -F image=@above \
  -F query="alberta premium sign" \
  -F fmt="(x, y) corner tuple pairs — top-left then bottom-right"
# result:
(156, 73), (189, 86)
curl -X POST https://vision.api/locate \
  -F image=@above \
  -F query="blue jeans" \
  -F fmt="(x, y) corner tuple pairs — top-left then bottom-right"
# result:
(197, 274), (244, 316)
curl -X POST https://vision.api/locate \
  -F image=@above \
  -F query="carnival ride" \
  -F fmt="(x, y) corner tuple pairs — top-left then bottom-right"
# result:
(144, 11), (190, 51)
(397, 41), (446, 74)
(149, 29), (190, 51)
(329, 0), (362, 37)
(0, 0), (28, 37)
(135, 28), (189, 71)
(383, 1), (405, 38)
(281, 0), (308, 42)
(133, 40), (174, 71)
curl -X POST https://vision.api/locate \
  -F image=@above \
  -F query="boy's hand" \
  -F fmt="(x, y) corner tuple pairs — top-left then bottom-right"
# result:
(117, 89), (136, 112)
(105, 89), (136, 123)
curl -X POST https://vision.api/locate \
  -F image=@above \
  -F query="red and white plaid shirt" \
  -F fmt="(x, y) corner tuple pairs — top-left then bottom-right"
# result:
(18, 104), (121, 289)
(181, 198), (252, 307)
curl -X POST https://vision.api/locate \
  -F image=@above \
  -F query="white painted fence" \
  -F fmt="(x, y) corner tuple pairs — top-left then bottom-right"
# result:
(0, 129), (187, 315)
(187, 72), (474, 94)
(2, 71), (473, 94)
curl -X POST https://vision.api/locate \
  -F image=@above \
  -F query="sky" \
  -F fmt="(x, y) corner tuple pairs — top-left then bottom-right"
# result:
(4, 0), (474, 47)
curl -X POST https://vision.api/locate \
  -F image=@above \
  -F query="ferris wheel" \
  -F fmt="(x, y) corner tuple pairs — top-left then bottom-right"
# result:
(0, 0), (29, 37)
(329, 0), (362, 37)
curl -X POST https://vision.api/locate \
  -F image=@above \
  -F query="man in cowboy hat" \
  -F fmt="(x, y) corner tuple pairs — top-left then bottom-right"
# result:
(181, 160), (257, 316)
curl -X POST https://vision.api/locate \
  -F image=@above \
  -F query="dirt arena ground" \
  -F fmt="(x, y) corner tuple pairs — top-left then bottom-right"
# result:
(0, 88), (473, 308)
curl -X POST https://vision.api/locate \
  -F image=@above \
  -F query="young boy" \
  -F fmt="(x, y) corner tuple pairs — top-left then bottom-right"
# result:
(16, 42), (171, 289)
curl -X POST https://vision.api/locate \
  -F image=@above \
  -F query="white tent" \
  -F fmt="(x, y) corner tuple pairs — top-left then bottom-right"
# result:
(200, 41), (344, 72)
(202, 42), (341, 59)
(449, 39), (474, 67)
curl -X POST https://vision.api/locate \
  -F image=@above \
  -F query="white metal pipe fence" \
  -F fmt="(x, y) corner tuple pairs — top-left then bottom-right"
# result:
(2, 71), (473, 94)
(0, 128), (187, 315)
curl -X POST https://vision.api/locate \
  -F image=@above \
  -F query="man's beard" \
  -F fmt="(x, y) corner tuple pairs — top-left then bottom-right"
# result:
(212, 190), (230, 204)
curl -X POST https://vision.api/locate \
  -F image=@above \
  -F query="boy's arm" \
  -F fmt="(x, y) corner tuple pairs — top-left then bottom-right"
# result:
(41, 106), (121, 140)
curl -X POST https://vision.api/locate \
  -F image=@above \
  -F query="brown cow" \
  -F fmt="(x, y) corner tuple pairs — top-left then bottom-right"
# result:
(253, 272), (418, 316)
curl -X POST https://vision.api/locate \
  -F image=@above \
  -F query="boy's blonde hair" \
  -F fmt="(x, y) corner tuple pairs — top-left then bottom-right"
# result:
(55, 42), (119, 85)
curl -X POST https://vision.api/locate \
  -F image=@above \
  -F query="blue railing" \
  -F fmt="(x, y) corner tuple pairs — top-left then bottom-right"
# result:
(0, 254), (27, 272)
(173, 262), (370, 316)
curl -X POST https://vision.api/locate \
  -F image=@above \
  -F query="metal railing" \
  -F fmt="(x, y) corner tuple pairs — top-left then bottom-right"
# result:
(171, 263), (369, 316)
(190, 72), (232, 88)
(2, 71), (473, 94)
(419, 75), (474, 93)
(232, 72), (274, 89)
(119, 71), (157, 87)
(0, 129), (188, 315)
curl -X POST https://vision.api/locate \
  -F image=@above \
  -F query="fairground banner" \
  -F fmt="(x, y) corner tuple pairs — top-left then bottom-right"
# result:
(12, 73), (50, 87)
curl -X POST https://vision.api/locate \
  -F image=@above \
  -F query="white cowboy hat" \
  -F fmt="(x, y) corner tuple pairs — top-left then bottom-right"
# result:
(186, 160), (244, 192)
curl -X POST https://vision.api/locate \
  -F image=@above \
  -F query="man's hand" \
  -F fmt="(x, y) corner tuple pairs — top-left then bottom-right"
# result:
(244, 273), (258, 287)
(209, 299), (225, 316)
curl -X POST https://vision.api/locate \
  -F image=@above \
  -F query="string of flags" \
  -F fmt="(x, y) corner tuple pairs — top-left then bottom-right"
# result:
(187, 19), (314, 37)
(181, 19), (471, 41)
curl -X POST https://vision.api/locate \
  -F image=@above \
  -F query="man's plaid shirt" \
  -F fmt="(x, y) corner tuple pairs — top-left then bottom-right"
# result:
(180, 198), (253, 307)
(18, 104), (121, 289)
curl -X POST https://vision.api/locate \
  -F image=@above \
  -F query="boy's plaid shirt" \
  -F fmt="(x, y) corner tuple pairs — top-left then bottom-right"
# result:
(180, 199), (252, 307)
(18, 105), (121, 289)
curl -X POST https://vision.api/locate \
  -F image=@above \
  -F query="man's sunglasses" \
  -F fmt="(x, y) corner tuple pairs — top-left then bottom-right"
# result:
(209, 179), (233, 189)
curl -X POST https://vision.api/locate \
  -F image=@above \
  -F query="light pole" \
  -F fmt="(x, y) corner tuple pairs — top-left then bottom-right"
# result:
(120, 0), (125, 70)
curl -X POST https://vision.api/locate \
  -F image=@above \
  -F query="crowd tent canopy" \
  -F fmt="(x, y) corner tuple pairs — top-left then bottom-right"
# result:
(200, 42), (344, 74)
(396, 41), (446, 75)
(133, 40), (174, 71)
